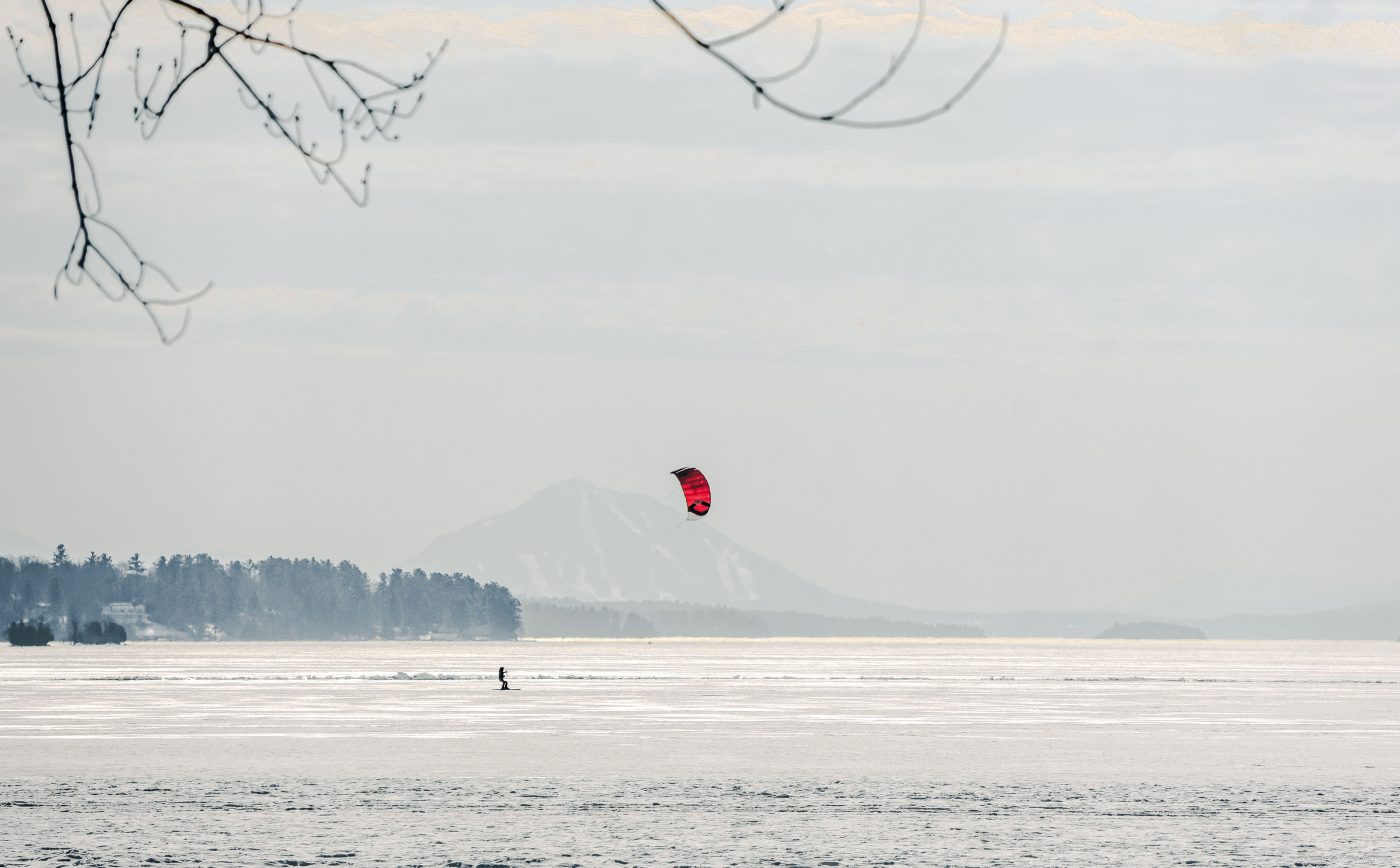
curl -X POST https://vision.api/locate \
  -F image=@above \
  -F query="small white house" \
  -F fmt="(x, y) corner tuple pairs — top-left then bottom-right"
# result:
(100, 602), (150, 629)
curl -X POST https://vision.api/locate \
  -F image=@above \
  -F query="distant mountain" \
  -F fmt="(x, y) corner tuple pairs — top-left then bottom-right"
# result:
(0, 529), (44, 558)
(410, 479), (890, 617)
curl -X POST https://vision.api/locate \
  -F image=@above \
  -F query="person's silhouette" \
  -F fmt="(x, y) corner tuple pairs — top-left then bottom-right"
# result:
(498, 666), (509, 690)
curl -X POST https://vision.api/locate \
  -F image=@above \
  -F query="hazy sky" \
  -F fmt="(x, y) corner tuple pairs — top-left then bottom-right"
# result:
(3, 0), (1400, 614)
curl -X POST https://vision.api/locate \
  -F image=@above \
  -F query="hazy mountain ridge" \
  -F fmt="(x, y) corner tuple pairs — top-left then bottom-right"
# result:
(412, 480), (1400, 640)
(1186, 601), (1400, 640)
(1144, 572), (1400, 620)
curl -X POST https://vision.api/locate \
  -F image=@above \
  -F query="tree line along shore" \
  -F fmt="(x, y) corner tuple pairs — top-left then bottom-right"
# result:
(2, 546), (521, 642)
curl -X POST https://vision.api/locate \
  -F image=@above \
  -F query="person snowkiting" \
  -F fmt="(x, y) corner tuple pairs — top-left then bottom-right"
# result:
(498, 666), (509, 690)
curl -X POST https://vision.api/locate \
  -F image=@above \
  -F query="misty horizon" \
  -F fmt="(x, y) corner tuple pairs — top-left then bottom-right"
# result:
(4, 476), (1398, 623)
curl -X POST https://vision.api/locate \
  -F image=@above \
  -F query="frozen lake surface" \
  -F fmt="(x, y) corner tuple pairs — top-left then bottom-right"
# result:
(3, 638), (1399, 865)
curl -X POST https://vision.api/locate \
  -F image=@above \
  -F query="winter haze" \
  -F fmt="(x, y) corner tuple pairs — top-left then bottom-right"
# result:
(4, 0), (1400, 617)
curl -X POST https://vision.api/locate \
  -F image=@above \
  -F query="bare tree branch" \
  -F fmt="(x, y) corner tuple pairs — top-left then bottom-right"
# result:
(10, 1), (1006, 342)
(9, 0), (442, 342)
(649, 0), (1007, 129)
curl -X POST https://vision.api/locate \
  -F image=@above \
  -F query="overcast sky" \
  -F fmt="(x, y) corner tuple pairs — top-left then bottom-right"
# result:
(3, 0), (1400, 614)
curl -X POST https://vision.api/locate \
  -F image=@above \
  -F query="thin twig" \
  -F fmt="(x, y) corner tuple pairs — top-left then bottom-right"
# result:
(649, 0), (1007, 128)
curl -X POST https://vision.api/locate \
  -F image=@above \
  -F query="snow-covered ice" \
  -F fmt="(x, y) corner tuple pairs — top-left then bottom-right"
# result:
(2, 638), (1398, 865)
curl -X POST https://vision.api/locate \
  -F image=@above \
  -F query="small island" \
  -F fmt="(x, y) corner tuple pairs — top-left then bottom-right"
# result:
(1095, 621), (1207, 640)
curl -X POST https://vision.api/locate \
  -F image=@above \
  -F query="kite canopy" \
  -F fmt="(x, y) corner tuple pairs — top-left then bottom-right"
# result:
(671, 467), (711, 519)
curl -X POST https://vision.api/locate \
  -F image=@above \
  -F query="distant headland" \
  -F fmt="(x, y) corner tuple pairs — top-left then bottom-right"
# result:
(1095, 621), (1208, 640)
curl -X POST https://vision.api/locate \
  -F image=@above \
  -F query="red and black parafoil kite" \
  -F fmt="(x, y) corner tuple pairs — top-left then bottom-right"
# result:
(671, 467), (711, 520)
